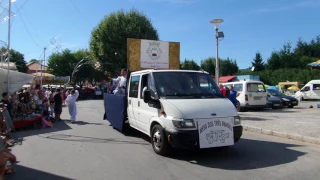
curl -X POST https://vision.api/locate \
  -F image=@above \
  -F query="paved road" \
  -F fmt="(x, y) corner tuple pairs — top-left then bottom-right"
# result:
(8, 100), (320, 180)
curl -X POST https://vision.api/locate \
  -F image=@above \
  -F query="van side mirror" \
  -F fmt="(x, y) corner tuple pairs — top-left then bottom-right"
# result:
(143, 90), (152, 103)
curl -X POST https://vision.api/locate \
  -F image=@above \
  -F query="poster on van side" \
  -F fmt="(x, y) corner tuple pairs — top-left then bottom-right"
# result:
(197, 118), (234, 148)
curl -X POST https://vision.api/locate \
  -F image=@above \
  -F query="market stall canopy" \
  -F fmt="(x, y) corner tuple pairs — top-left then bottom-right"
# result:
(267, 86), (279, 91)
(0, 68), (35, 95)
(31, 72), (55, 77)
(308, 59), (320, 67)
(258, 84), (269, 89)
(287, 85), (300, 91)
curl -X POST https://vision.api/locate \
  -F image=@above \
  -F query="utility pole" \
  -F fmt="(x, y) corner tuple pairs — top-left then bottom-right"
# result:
(43, 47), (46, 86)
(6, 0), (11, 93)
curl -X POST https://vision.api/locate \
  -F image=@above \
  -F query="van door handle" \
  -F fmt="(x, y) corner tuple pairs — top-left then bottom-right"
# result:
(129, 100), (131, 104)
(138, 101), (140, 107)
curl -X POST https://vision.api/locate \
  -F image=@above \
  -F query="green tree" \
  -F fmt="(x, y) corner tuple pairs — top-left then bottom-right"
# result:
(47, 49), (97, 84)
(29, 59), (38, 63)
(9, 49), (28, 73)
(200, 57), (215, 75)
(220, 57), (239, 76)
(200, 57), (239, 76)
(180, 59), (200, 70)
(0, 47), (28, 73)
(90, 9), (159, 76)
(251, 52), (265, 71)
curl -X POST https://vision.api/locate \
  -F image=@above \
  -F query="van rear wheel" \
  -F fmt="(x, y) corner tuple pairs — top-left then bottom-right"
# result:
(151, 124), (170, 156)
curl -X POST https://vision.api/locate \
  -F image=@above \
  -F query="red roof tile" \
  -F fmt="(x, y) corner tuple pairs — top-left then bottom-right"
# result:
(219, 76), (235, 83)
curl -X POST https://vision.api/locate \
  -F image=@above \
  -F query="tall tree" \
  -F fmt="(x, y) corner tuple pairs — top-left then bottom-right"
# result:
(200, 57), (215, 75)
(0, 47), (28, 73)
(47, 49), (96, 85)
(90, 8), (159, 76)
(220, 57), (239, 75)
(9, 49), (28, 73)
(200, 57), (239, 76)
(29, 59), (38, 63)
(180, 59), (200, 70)
(251, 52), (265, 71)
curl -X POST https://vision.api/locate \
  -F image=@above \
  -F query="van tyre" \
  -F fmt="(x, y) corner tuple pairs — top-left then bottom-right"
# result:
(151, 124), (170, 156)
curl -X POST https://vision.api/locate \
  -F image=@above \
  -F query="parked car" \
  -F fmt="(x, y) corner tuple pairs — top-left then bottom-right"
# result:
(94, 88), (103, 99)
(267, 89), (299, 108)
(266, 93), (283, 109)
(222, 80), (268, 111)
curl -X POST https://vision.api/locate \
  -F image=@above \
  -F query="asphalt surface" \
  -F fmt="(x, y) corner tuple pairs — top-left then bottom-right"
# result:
(8, 100), (320, 180)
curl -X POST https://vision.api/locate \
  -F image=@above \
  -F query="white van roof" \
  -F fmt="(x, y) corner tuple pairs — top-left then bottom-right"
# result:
(307, 80), (320, 84)
(130, 69), (209, 75)
(222, 80), (264, 84)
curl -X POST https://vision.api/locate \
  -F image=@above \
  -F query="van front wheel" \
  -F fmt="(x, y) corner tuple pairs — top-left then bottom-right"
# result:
(151, 124), (170, 156)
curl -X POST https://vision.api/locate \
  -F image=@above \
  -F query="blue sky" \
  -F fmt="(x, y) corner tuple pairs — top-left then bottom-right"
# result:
(0, 0), (319, 69)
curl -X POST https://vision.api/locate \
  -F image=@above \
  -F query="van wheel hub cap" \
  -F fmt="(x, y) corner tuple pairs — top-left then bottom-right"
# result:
(153, 130), (161, 150)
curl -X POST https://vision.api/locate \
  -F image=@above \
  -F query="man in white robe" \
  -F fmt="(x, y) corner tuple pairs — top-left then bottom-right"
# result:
(65, 90), (79, 124)
(109, 69), (127, 95)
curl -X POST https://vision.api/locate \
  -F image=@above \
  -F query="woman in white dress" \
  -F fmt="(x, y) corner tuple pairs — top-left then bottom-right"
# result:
(65, 90), (79, 124)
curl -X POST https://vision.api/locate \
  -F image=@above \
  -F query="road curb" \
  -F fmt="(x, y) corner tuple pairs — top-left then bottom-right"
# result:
(242, 125), (320, 145)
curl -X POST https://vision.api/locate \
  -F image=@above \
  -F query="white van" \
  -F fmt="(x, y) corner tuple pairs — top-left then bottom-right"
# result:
(295, 80), (320, 100)
(105, 69), (243, 155)
(222, 80), (268, 111)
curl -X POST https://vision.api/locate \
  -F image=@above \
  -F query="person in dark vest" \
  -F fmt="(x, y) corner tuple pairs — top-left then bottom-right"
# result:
(54, 89), (63, 121)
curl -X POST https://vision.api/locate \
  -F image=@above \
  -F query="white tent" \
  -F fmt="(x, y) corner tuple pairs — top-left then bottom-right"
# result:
(0, 68), (34, 95)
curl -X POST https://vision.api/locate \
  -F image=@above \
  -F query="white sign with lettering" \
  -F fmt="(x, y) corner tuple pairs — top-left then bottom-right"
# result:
(197, 117), (234, 148)
(140, 40), (169, 69)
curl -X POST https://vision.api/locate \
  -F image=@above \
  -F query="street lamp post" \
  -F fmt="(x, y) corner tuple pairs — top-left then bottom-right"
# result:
(210, 19), (224, 83)
(40, 47), (46, 87)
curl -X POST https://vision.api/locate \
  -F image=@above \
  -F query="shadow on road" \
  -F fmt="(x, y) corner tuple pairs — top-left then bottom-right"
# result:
(12, 121), (72, 139)
(64, 120), (104, 126)
(168, 138), (306, 170)
(244, 109), (298, 113)
(8, 164), (73, 180)
(36, 132), (149, 145)
(239, 116), (270, 121)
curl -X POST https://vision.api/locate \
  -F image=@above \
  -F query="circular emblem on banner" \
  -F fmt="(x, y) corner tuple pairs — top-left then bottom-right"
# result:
(146, 41), (163, 60)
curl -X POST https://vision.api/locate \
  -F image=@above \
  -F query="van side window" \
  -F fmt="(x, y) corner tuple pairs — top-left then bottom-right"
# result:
(233, 84), (243, 92)
(313, 84), (320, 90)
(140, 74), (157, 99)
(129, 75), (140, 98)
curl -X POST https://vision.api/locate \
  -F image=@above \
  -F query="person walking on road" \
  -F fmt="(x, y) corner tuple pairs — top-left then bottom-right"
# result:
(65, 90), (79, 124)
(229, 86), (240, 109)
(54, 89), (63, 121)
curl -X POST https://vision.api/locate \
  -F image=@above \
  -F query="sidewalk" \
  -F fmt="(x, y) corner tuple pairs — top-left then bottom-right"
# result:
(239, 101), (320, 145)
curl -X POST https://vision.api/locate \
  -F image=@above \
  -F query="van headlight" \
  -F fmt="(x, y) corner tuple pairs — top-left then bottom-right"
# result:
(234, 116), (241, 125)
(172, 118), (196, 128)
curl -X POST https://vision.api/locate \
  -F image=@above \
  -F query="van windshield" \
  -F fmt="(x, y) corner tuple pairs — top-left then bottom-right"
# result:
(153, 72), (222, 99)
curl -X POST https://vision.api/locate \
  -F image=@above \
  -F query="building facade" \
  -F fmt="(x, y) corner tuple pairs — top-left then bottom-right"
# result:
(26, 61), (47, 74)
